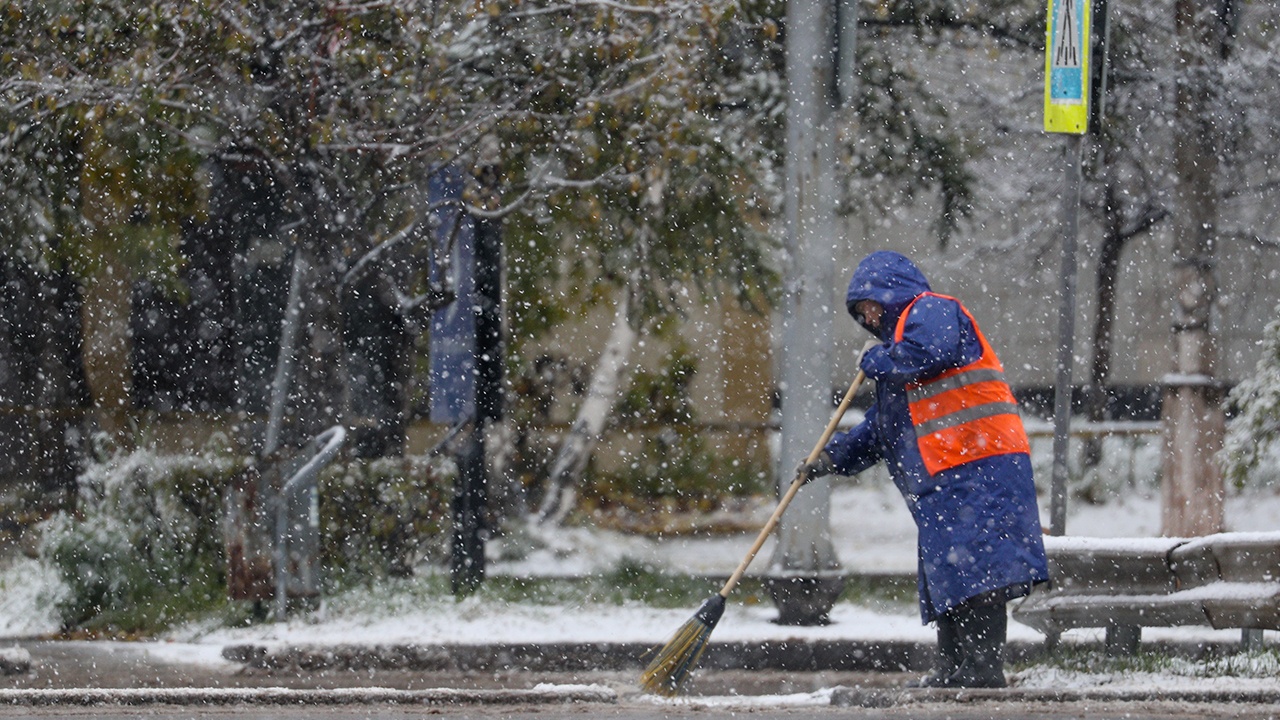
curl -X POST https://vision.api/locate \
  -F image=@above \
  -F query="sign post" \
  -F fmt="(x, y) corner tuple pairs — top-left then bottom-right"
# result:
(1043, 0), (1091, 537)
(428, 167), (503, 597)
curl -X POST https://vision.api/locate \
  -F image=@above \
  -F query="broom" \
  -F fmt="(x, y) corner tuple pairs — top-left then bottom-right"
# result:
(639, 370), (868, 696)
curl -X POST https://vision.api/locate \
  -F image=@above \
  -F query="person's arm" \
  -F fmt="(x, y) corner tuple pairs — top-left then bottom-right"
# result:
(822, 403), (883, 477)
(858, 296), (977, 384)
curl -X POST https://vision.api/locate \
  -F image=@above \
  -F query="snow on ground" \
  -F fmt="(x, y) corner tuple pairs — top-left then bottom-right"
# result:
(488, 480), (1280, 580)
(139, 640), (246, 670)
(636, 688), (837, 708)
(1014, 666), (1280, 693)
(488, 480), (919, 578)
(171, 575), (1266, 652)
(1012, 649), (1280, 692)
(4, 480), (1279, 699)
(163, 481), (1279, 652)
(0, 557), (65, 638)
(180, 594), (945, 649)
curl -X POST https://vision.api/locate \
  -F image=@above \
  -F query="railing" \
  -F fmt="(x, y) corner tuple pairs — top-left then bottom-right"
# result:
(1022, 420), (1163, 438)
(273, 425), (346, 621)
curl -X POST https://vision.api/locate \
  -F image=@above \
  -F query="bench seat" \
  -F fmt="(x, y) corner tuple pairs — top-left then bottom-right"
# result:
(1013, 531), (1280, 646)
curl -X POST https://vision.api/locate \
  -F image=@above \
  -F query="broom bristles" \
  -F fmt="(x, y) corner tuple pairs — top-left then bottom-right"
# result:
(639, 616), (714, 696)
(639, 594), (726, 697)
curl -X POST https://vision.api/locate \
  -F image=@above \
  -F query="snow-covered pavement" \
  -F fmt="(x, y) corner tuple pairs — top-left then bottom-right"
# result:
(3, 483), (1279, 700)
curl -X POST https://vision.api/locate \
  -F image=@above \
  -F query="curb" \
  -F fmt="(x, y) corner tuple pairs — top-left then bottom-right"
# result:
(222, 639), (946, 673)
(0, 685), (617, 707)
(222, 638), (1242, 674)
(830, 686), (1280, 707)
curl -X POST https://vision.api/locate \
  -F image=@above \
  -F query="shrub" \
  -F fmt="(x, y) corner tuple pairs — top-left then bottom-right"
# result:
(585, 347), (770, 514)
(1223, 302), (1280, 490)
(38, 447), (239, 633)
(319, 455), (453, 583)
(37, 443), (454, 633)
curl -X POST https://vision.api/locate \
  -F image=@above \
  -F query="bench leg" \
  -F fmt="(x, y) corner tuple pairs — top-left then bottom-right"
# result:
(1105, 623), (1141, 656)
(1242, 628), (1264, 651)
(1042, 629), (1061, 655)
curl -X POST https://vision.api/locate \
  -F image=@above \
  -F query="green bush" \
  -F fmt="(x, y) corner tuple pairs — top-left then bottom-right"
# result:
(38, 448), (240, 633)
(318, 455), (453, 584)
(1223, 301), (1280, 490)
(504, 345), (773, 528)
(37, 444), (455, 634)
(585, 347), (770, 512)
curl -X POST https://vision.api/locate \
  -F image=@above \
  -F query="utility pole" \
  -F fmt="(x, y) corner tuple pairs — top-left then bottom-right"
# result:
(767, 0), (847, 626)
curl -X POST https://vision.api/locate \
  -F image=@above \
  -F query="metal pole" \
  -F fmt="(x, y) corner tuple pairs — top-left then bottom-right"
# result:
(767, 0), (844, 626)
(274, 426), (346, 621)
(451, 424), (486, 596)
(835, 0), (859, 108)
(1049, 134), (1084, 537)
(451, 210), (501, 597)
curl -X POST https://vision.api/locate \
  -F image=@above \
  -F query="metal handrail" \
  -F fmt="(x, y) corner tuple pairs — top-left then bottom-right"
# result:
(273, 425), (346, 621)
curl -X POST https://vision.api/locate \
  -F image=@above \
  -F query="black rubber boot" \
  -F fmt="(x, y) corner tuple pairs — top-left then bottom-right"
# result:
(905, 613), (962, 688)
(941, 602), (1008, 689)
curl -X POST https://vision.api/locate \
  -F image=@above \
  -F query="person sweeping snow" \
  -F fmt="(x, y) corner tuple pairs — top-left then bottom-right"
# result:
(800, 251), (1049, 689)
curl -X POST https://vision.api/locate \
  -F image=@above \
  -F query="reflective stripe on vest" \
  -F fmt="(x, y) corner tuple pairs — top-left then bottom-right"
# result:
(895, 293), (1030, 475)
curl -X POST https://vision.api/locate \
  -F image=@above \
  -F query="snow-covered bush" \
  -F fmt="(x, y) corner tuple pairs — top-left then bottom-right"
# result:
(0, 557), (67, 637)
(1223, 302), (1280, 491)
(38, 446), (241, 632)
(37, 445), (455, 631)
(1028, 433), (1163, 505)
(319, 456), (453, 581)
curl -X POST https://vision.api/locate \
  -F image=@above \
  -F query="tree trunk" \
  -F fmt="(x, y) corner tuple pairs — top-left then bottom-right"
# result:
(534, 289), (636, 525)
(291, 173), (350, 449)
(1081, 192), (1124, 470)
(80, 250), (135, 448)
(1161, 0), (1227, 537)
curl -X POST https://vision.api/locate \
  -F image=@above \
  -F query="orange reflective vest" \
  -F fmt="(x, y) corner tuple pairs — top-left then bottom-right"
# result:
(894, 293), (1030, 476)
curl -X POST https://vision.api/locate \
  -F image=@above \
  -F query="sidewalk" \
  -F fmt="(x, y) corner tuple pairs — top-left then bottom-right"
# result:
(4, 635), (1280, 708)
(4, 483), (1280, 708)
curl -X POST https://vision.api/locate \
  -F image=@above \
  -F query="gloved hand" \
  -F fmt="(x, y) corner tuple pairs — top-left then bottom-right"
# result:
(859, 340), (891, 378)
(856, 338), (881, 367)
(795, 450), (835, 483)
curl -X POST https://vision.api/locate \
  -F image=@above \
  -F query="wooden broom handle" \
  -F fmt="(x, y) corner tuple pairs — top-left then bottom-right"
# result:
(718, 370), (867, 597)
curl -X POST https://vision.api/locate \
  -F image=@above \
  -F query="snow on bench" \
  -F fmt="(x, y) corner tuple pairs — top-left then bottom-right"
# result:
(1012, 531), (1280, 654)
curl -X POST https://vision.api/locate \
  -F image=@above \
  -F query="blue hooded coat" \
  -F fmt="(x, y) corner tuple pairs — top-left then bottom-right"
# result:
(828, 251), (1048, 623)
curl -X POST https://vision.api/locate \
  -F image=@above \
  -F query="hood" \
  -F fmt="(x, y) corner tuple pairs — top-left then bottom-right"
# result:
(845, 251), (932, 339)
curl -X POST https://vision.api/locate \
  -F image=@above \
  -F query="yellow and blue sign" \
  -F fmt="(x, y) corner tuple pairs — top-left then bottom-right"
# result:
(1043, 0), (1091, 134)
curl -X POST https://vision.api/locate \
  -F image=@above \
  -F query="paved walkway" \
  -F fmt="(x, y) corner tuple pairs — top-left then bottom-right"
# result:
(4, 636), (1279, 708)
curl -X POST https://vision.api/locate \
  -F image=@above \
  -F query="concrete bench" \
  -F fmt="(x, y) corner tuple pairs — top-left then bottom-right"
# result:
(1013, 531), (1280, 654)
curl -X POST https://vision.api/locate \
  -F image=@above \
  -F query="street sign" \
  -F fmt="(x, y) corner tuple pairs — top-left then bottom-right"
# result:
(1043, 0), (1091, 134)
(428, 166), (478, 425)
